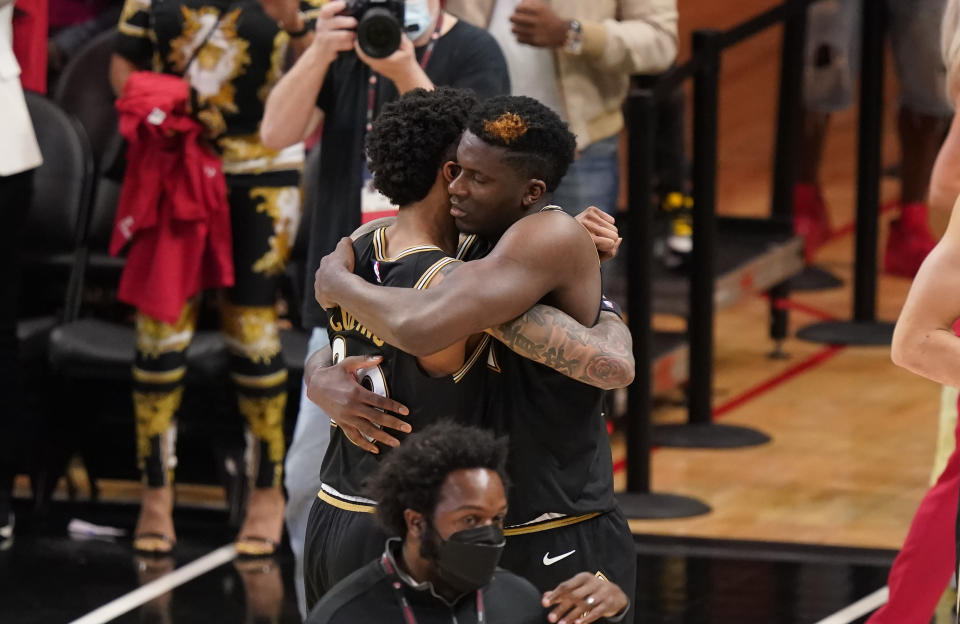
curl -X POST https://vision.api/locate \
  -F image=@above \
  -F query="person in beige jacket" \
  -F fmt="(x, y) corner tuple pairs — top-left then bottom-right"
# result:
(0, 0), (42, 546)
(447, 0), (677, 216)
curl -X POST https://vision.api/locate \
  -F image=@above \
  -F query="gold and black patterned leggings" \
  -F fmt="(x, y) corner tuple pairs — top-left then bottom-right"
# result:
(133, 172), (301, 489)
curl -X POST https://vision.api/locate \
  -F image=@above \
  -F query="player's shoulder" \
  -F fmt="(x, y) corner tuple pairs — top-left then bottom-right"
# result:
(500, 207), (593, 254)
(352, 228), (379, 257)
(305, 560), (387, 624)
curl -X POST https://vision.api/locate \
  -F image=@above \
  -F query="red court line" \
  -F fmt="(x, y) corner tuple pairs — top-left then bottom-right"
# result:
(613, 343), (846, 474)
(711, 344), (845, 418)
(822, 200), (899, 244)
(768, 296), (836, 322)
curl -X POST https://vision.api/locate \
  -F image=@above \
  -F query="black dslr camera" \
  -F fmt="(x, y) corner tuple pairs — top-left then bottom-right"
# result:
(343, 0), (406, 59)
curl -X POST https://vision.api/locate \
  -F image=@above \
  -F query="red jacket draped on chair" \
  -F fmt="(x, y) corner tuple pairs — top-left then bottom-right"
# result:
(110, 70), (233, 324)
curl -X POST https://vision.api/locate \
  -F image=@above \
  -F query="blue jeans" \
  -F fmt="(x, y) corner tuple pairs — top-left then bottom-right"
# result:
(283, 327), (331, 620)
(549, 133), (621, 216)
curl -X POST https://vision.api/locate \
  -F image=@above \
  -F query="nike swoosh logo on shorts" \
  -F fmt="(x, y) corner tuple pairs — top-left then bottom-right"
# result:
(542, 550), (576, 566)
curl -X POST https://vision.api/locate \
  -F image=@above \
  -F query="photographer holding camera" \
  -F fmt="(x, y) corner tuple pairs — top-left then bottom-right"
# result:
(259, 0), (508, 616)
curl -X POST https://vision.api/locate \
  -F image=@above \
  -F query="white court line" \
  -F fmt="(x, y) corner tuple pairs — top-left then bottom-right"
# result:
(813, 586), (888, 624)
(68, 544), (237, 624)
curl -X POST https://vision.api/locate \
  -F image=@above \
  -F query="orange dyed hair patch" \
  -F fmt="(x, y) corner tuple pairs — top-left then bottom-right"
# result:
(483, 112), (529, 144)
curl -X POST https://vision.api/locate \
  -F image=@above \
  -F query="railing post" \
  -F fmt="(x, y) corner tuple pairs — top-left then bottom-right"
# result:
(688, 29), (722, 425)
(795, 0), (894, 346)
(852, 0), (884, 322)
(625, 89), (657, 493)
(771, 0), (807, 225)
(617, 83), (710, 521)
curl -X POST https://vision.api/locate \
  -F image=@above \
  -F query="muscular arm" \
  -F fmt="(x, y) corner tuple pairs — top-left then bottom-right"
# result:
(488, 308), (635, 390)
(261, 43), (334, 149)
(316, 213), (597, 356)
(891, 195), (960, 385)
(930, 102), (960, 212)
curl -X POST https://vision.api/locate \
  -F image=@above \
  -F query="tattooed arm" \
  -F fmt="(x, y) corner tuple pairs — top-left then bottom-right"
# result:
(487, 308), (635, 391)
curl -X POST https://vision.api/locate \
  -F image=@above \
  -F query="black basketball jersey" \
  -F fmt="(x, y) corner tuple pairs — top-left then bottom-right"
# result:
(318, 228), (491, 501)
(483, 207), (615, 527)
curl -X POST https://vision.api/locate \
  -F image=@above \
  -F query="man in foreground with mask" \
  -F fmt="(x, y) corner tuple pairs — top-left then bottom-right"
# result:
(306, 421), (627, 623)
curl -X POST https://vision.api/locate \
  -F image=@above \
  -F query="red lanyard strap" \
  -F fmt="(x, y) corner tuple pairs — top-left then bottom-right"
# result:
(380, 551), (485, 624)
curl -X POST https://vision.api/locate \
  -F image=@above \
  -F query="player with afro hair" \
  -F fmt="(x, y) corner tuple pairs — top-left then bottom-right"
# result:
(365, 87), (478, 208)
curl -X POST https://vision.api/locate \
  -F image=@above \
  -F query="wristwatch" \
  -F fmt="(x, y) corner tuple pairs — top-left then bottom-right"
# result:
(564, 19), (583, 55)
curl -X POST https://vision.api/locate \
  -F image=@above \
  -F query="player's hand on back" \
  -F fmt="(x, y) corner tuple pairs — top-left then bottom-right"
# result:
(541, 572), (629, 624)
(575, 207), (621, 263)
(305, 355), (412, 454)
(315, 237), (356, 309)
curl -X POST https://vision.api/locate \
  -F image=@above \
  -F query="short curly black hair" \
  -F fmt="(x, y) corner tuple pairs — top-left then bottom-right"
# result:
(365, 421), (509, 537)
(365, 87), (478, 206)
(467, 95), (577, 192)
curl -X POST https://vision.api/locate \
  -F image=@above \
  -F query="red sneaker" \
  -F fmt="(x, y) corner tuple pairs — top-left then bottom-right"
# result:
(883, 201), (937, 278)
(793, 183), (832, 262)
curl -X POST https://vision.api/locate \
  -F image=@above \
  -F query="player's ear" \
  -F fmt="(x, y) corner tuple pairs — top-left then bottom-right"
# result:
(404, 509), (425, 538)
(442, 161), (461, 183)
(522, 179), (547, 208)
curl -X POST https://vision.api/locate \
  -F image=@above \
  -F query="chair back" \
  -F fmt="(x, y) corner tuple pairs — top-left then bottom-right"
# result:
(21, 93), (95, 320)
(53, 29), (119, 167)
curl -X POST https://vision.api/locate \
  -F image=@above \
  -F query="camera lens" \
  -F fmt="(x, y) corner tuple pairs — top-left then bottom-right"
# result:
(357, 7), (402, 58)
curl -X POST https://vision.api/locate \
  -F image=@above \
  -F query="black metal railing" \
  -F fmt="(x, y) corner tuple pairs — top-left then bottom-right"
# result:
(618, 0), (888, 517)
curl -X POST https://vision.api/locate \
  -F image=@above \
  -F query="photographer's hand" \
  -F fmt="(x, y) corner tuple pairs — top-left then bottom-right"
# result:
(311, 0), (358, 65)
(356, 35), (434, 94)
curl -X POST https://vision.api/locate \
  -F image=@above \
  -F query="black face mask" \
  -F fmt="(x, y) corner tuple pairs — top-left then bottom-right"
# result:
(423, 523), (506, 596)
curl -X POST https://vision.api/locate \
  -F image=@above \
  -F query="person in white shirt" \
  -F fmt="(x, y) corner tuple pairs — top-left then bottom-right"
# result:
(0, 0), (42, 546)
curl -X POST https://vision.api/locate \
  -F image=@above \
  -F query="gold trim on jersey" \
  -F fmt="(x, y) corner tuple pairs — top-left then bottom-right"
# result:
(372, 227), (443, 262)
(503, 512), (600, 536)
(453, 334), (491, 383)
(456, 234), (478, 260)
(414, 257), (460, 290)
(317, 489), (377, 514)
(487, 344), (501, 373)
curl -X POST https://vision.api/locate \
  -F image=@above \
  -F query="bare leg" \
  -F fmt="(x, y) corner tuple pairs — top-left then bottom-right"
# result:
(798, 110), (831, 186)
(883, 108), (948, 277)
(134, 484), (176, 553)
(794, 110), (833, 260)
(899, 107), (949, 204)
(237, 486), (285, 555)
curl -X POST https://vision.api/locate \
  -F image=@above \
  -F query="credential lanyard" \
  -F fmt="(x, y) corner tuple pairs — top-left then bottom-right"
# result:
(380, 551), (485, 624)
(364, 11), (445, 132)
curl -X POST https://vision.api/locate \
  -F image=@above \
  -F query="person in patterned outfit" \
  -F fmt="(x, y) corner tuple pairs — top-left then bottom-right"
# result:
(110, 0), (324, 557)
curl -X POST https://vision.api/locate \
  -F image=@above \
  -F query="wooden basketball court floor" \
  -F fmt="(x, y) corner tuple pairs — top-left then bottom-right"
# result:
(616, 0), (948, 552)
(6, 2), (957, 623)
